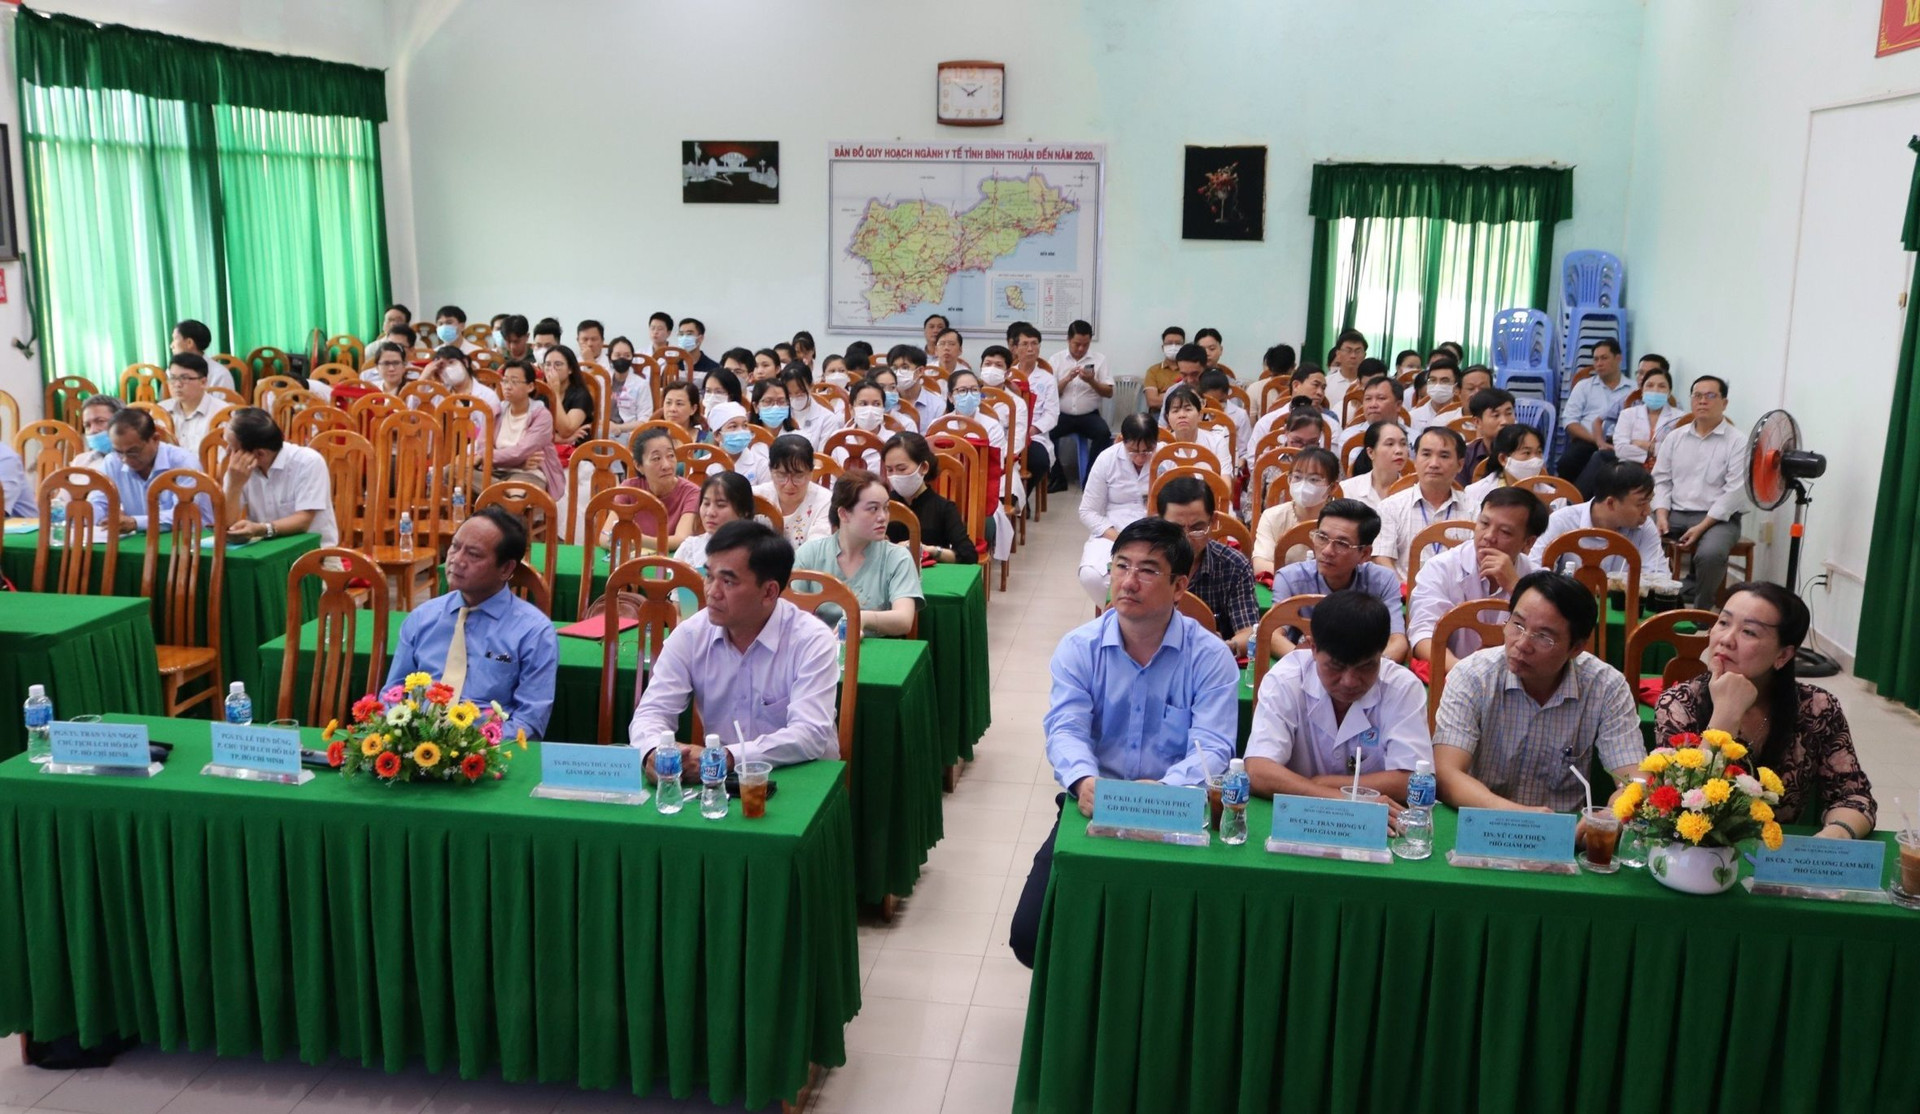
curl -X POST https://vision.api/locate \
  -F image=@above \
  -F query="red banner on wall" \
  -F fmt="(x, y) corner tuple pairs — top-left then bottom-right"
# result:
(1880, 0), (1920, 56)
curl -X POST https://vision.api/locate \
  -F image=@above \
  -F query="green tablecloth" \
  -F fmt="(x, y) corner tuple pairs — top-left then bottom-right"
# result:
(920, 564), (991, 765)
(0, 593), (163, 754)
(0, 715), (859, 1110)
(263, 618), (946, 906)
(0, 530), (319, 704)
(1016, 804), (1920, 1114)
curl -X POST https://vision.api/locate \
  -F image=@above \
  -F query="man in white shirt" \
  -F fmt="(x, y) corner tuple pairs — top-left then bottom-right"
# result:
(432, 305), (479, 353)
(1409, 487), (1545, 671)
(1324, 328), (1368, 409)
(1373, 427), (1481, 578)
(1076, 414), (1158, 605)
(1046, 319), (1113, 489)
(170, 318), (235, 393)
(575, 319), (608, 370)
(158, 353), (221, 455)
(1529, 462), (1672, 580)
(1407, 355), (1461, 435)
(1652, 375), (1746, 608)
(1557, 339), (1636, 489)
(629, 521), (840, 771)
(1245, 590), (1433, 806)
(886, 344), (947, 433)
(1008, 322), (1060, 488)
(221, 407), (339, 546)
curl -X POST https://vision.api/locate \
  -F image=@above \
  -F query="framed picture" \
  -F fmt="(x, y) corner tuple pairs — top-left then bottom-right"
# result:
(682, 141), (780, 204)
(0, 126), (19, 261)
(1182, 145), (1266, 241)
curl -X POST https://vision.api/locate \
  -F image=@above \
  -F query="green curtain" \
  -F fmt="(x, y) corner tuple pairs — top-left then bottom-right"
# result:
(1303, 163), (1573, 367)
(14, 8), (388, 384)
(1855, 137), (1920, 709)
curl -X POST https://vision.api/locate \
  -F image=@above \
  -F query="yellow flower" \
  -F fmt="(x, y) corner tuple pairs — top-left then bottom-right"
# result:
(412, 742), (442, 768)
(1761, 821), (1784, 850)
(1617, 780), (1645, 808)
(447, 702), (477, 729)
(322, 719), (339, 741)
(1672, 748), (1708, 770)
(1718, 739), (1747, 761)
(1639, 753), (1670, 774)
(516, 728), (528, 751)
(1676, 811), (1713, 844)
(360, 734), (384, 757)
(1758, 767), (1785, 796)
(1612, 795), (1638, 822)
(405, 672), (433, 690)
(1749, 800), (1774, 823)
(1700, 729), (1735, 750)
(1702, 778), (1732, 805)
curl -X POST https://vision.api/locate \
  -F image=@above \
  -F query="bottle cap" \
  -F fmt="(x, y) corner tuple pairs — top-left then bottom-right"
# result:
(27, 684), (44, 699)
(1228, 757), (1244, 774)
(704, 733), (722, 746)
(230, 681), (245, 695)
(1414, 759), (1432, 775)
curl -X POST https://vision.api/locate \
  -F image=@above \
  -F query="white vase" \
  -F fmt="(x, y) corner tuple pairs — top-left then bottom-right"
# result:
(1647, 842), (1740, 895)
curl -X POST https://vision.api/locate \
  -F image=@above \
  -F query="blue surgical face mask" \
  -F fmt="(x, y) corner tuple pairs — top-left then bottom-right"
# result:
(86, 431), (111, 453)
(758, 404), (790, 427)
(1643, 390), (1669, 410)
(675, 333), (697, 350)
(436, 323), (459, 344)
(491, 330), (505, 349)
(883, 389), (900, 413)
(952, 390), (981, 417)
(720, 429), (753, 455)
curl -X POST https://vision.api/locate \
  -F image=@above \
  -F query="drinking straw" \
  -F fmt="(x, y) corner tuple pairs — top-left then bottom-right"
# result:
(734, 719), (748, 749)
(1569, 764), (1593, 810)
(1351, 745), (1363, 796)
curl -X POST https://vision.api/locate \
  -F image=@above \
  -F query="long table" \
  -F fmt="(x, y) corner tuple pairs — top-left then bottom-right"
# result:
(1016, 803), (1920, 1114)
(0, 715), (860, 1109)
(0, 530), (319, 702)
(0, 593), (162, 754)
(262, 617), (946, 906)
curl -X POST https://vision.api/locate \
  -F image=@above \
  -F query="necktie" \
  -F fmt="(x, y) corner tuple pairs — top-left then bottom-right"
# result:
(442, 606), (469, 698)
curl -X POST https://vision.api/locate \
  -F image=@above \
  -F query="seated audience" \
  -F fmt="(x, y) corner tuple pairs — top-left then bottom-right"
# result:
(433, 305), (478, 354)
(1325, 328), (1368, 404)
(88, 408), (206, 532)
(72, 395), (125, 470)
(657, 380), (701, 436)
(159, 353), (220, 453)
(1463, 422), (1547, 504)
(1258, 343), (1296, 382)
(170, 318), (235, 392)
(1338, 420), (1407, 510)
(620, 426), (701, 551)
(839, 380), (889, 471)
(495, 314), (533, 363)
(490, 359), (563, 494)
(677, 317), (719, 372)
(1076, 414), (1158, 605)
(1142, 325), (1187, 410)
(1530, 462), (1672, 579)
(1340, 375), (1404, 465)
(605, 335), (653, 434)
(424, 346), (499, 413)
(0, 442), (31, 518)
(1653, 375), (1746, 609)
(793, 469), (923, 637)
(884, 431), (978, 564)
(887, 344), (947, 433)
(1610, 360), (1679, 466)
(1253, 446), (1340, 575)
(1557, 338), (1635, 487)
(221, 407), (339, 545)
(360, 341), (414, 393)
(1007, 322), (1060, 486)
(705, 401), (767, 484)
(754, 434), (833, 547)
(1374, 427), (1479, 578)
(1269, 498), (1409, 662)
(1409, 487), (1547, 670)
(1157, 344), (1209, 419)
(1156, 477), (1258, 656)
(1195, 326), (1234, 377)
(1458, 387), (1517, 484)
(541, 345), (595, 445)
(782, 363), (840, 447)
(674, 471), (753, 573)
(1407, 354), (1460, 433)
(1197, 369), (1251, 465)
(750, 377), (800, 445)
(1162, 385), (1232, 470)
(701, 366), (746, 423)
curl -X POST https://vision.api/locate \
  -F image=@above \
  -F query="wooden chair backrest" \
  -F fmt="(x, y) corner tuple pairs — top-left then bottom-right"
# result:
(1176, 591), (1220, 635)
(1405, 519), (1476, 585)
(1254, 593), (1325, 692)
(1147, 465), (1230, 516)
(1516, 474), (1582, 510)
(437, 397), (494, 513)
(1448, 416), (1479, 437)
(755, 494), (788, 536)
(1428, 598), (1512, 730)
(1212, 512), (1253, 556)
(288, 404), (354, 446)
(581, 485), (670, 616)
(656, 347), (692, 380)
(278, 547), (389, 726)
(34, 467), (118, 593)
(1472, 457), (1492, 481)
(205, 386), (246, 411)
(1199, 407), (1238, 458)
(813, 452), (845, 488)
(1150, 441), (1223, 476)
(675, 441), (732, 477)
(0, 388), (18, 445)
(565, 439), (639, 544)
(507, 563), (551, 616)
(1340, 428), (1367, 466)
(141, 468), (227, 653)
(634, 419), (692, 447)
(247, 347), (290, 384)
(201, 406), (239, 476)
(578, 366), (612, 440)
(811, 382), (850, 415)
(372, 409), (442, 550)
(270, 387), (322, 437)
(309, 429), (376, 552)
(598, 556), (706, 743)
(253, 374), (302, 408)
(746, 423), (776, 450)
(129, 401), (175, 442)
(1273, 518), (1319, 571)
(15, 420), (81, 487)
(399, 379), (450, 412)
(476, 480), (560, 589)
(348, 391), (402, 440)
(1340, 385), (1366, 425)
(325, 334), (365, 369)
(1249, 447), (1301, 522)
(1256, 378), (1292, 415)
(888, 501), (922, 564)
(1227, 383), (1252, 414)
(122, 364), (168, 403)
(782, 573), (859, 761)
(1624, 609), (1716, 689)
(1543, 527), (1642, 659)
(529, 379), (560, 417)
(924, 433), (986, 541)
(45, 376), (97, 424)
(824, 429), (885, 472)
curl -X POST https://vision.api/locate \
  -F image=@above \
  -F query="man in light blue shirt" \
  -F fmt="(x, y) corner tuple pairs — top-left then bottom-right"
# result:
(1268, 498), (1409, 663)
(1557, 338), (1635, 491)
(87, 408), (206, 532)
(386, 506), (558, 738)
(0, 443), (33, 518)
(1010, 517), (1239, 968)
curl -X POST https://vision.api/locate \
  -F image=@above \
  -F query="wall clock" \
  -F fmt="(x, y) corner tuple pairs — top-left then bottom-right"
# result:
(937, 61), (1005, 127)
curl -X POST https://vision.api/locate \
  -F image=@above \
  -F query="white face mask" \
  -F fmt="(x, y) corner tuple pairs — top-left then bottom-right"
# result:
(704, 392), (728, 411)
(852, 404), (884, 430)
(1162, 344), (1180, 361)
(675, 334), (697, 350)
(980, 367), (1007, 387)
(532, 346), (550, 366)
(1425, 382), (1454, 406)
(888, 472), (922, 498)
(789, 392), (809, 413)
(1504, 455), (1546, 480)
(825, 371), (850, 388)
(443, 362), (469, 387)
(1291, 478), (1329, 506)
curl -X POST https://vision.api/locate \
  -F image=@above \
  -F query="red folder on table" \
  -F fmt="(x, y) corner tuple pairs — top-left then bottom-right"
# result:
(557, 614), (639, 639)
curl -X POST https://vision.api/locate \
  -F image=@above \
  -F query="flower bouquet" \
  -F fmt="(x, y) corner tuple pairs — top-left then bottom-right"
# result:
(1614, 729), (1784, 894)
(323, 671), (525, 784)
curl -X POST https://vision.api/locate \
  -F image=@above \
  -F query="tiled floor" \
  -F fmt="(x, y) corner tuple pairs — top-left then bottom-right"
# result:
(6, 488), (1918, 1112)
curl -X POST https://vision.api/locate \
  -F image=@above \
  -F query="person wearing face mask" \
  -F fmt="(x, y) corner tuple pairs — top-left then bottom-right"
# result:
(86, 408), (210, 533)
(427, 346), (500, 415)
(820, 354), (853, 395)
(71, 395), (125, 471)
(1142, 325), (1187, 410)
(1529, 462), (1673, 580)
(882, 431), (977, 565)
(1464, 423), (1548, 505)
(781, 364), (840, 448)
(529, 317), (564, 365)
(792, 469), (924, 638)
(1408, 355), (1462, 433)
(975, 346), (1031, 473)
(605, 336), (653, 435)
(886, 344), (948, 433)
(1408, 487), (1546, 675)
(753, 435), (833, 546)
(1076, 414), (1160, 605)
(699, 368), (746, 441)
(676, 317), (718, 372)
(1610, 360), (1679, 467)
(843, 381), (889, 470)
(705, 401), (767, 484)
(750, 379), (800, 436)
(1252, 447), (1340, 576)
(434, 305), (478, 354)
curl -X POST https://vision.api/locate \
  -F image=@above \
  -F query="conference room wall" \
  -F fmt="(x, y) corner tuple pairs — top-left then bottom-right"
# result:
(396, 0), (1643, 378)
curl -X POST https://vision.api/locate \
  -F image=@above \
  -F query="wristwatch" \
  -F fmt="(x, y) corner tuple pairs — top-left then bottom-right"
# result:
(264, 522), (276, 540)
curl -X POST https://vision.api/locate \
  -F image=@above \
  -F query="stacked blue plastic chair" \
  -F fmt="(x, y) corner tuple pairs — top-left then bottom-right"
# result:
(1490, 307), (1558, 405)
(1559, 250), (1628, 398)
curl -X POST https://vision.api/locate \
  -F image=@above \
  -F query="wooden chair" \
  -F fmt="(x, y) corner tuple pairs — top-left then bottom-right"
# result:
(1248, 447), (1301, 523)
(1471, 457), (1492, 481)
(628, 354), (662, 413)
(1340, 428), (1367, 467)
(1340, 385), (1366, 425)
(1147, 465), (1231, 517)
(368, 410), (442, 607)
(756, 494), (789, 537)
(1624, 608), (1716, 701)
(578, 367), (611, 440)
(288, 404), (355, 446)
(675, 441), (732, 476)
(1175, 591), (1220, 636)
(277, 547), (389, 727)
(746, 424), (776, 450)
(633, 418), (692, 447)
(580, 486), (670, 618)
(824, 429), (885, 475)
(1226, 383), (1252, 414)
(325, 335), (365, 370)
(813, 452), (845, 488)
(597, 556), (706, 743)
(129, 401), (176, 443)
(206, 386), (246, 410)
(1255, 378), (1292, 415)
(308, 362), (357, 388)
(141, 468), (227, 716)
(310, 429), (376, 552)
(1199, 406), (1238, 460)
(1427, 598), (1512, 730)
(15, 420), (81, 488)
(529, 379), (561, 417)
(1150, 441), (1223, 477)
(1448, 416), (1478, 438)
(247, 347), (290, 386)
(1253, 593), (1325, 691)
(253, 374), (303, 409)
(1515, 474), (1583, 510)
(34, 468), (118, 592)
(349, 391), (402, 440)
(200, 407), (239, 477)
(437, 398), (496, 522)
(399, 379), (450, 412)
(782, 573), (860, 762)
(656, 347), (692, 381)
(1543, 527), (1641, 660)
(1405, 520), (1476, 585)
(923, 433), (993, 587)
(0, 388), (18, 446)
(1212, 512), (1254, 556)
(44, 376), (97, 424)
(476, 481), (560, 592)
(269, 387), (323, 438)
(122, 364), (168, 403)
(565, 439), (638, 544)
(887, 501), (921, 564)
(505, 564), (553, 617)
(209, 355), (251, 400)
(1271, 518), (1319, 570)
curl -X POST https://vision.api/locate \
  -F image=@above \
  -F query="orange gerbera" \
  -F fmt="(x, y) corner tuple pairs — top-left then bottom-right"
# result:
(374, 751), (402, 778)
(326, 740), (345, 768)
(460, 753), (487, 781)
(352, 695), (383, 723)
(426, 683), (455, 705)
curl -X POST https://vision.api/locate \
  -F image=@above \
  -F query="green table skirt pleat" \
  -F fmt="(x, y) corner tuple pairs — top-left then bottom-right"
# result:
(0, 592), (163, 753)
(1016, 804), (1920, 1114)
(0, 716), (860, 1110)
(920, 564), (992, 766)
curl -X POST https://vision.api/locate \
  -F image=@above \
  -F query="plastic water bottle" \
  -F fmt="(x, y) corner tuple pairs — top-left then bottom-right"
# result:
(1393, 759), (1436, 860)
(1219, 759), (1250, 845)
(450, 485), (466, 525)
(699, 733), (729, 820)
(23, 685), (52, 765)
(49, 502), (65, 548)
(835, 616), (848, 667)
(397, 512), (415, 557)
(224, 681), (253, 726)
(653, 732), (683, 814)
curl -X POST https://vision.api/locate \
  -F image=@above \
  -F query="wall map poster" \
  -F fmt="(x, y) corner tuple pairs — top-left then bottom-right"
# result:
(828, 141), (1104, 335)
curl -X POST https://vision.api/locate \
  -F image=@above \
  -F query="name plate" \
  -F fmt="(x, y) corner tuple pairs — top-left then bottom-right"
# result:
(1453, 807), (1577, 863)
(531, 742), (648, 805)
(49, 721), (151, 768)
(1750, 835), (1887, 894)
(1088, 779), (1208, 846)
(1268, 794), (1389, 858)
(209, 723), (302, 776)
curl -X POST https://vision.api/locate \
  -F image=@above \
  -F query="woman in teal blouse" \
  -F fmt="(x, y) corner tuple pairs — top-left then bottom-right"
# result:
(792, 468), (923, 637)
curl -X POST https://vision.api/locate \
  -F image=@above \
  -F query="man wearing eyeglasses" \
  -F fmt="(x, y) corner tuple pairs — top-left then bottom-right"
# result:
(1009, 517), (1239, 968)
(1155, 477), (1258, 656)
(1432, 570), (1643, 813)
(158, 353), (220, 454)
(1268, 498), (1409, 662)
(87, 408), (208, 533)
(1408, 487), (1547, 674)
(1652, 374), (1746, 609)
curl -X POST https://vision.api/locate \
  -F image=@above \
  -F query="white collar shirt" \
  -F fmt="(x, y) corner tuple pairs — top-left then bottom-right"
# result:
(1244, 649), (1434, 778)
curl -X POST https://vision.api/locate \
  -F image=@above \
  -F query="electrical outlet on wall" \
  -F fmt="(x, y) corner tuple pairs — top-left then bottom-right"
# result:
(1758, 521), (1775, 545)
